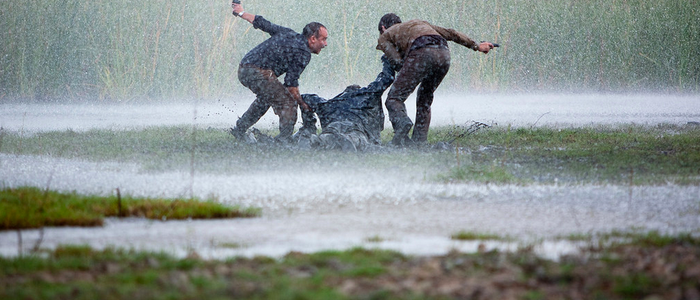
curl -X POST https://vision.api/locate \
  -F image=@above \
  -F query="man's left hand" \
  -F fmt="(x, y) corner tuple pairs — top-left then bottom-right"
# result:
(477, 42), (494, 54)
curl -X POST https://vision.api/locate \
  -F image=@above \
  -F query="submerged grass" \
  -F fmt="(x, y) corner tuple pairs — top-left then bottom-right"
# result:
(0, 125), (448, 175)
(437, 164), (518, 184)
(2, 123), (699, 185)
(2, 232), (699, 300)
(0, 186), (260, 230)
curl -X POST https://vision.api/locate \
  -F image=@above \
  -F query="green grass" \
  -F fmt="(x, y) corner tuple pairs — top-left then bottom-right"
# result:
(2, 233), (699, 300)
(450, 230), (509, 241)
(440, 124), (700, 185)
(0, 246), (400, 300)
(601, 230), (700, 248)
(3, 123), (698, 298)
(365, 235), (386, 243)
(0, 186), (261, 230)
(558, 230), (700, 252)
(2, 124), (699, 185)
(0, 125), (451, 175)
(1, 0), (698, 101)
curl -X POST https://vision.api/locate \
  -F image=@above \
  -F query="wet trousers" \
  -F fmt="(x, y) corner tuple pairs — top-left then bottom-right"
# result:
(236, 65), (297, 139)
(385, 46), (450, 144)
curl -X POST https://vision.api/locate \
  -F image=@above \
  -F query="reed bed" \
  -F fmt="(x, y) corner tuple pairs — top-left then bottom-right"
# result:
(1, 0), (698, 101)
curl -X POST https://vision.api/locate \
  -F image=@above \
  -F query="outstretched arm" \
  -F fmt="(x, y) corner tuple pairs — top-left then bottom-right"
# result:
(430, 24), (495, 54)
(363, 55), (396, 93)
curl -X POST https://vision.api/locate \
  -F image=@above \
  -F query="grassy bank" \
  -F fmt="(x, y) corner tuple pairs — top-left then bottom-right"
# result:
(2, 124), (699, 185)
(440, 123), (700, 185)
(0, 187), (261, 230)
(1, 232), (699, 299)
(1, 0), (698, 101)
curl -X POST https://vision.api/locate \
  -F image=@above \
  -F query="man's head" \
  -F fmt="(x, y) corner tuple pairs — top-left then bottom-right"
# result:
(378, 13), (401, 34)
(303, 22), (328, 54)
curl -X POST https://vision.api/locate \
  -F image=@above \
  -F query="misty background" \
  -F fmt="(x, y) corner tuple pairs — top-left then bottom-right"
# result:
(1, 0), (698, 102)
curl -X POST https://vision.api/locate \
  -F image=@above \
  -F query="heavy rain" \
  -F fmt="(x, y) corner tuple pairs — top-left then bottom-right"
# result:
(1, 0), (699, 264)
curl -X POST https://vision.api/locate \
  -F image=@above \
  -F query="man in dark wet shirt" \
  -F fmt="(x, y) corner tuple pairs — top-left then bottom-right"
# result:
(296, 55), (395, 151)
(229, 2), (328, 143)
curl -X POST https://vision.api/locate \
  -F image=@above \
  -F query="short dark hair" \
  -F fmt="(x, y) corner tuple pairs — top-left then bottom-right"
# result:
(378, 13), (402, 34)
(303, 22), (326, 39)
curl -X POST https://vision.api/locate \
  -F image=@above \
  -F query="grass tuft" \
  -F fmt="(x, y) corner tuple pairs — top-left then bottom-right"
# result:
(0, 186), (260, 230)
(451, 231), (509, 241)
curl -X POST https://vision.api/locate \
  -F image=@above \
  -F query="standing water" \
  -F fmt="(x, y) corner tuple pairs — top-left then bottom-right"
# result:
(1, 93), (699, 259)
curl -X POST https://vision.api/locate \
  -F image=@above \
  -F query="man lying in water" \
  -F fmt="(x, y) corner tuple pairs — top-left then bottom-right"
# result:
(296, 55), (395, 151)
(247, 56), (395, 151)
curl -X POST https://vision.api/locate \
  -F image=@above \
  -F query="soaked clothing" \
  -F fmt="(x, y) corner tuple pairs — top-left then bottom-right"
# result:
(236, 65), (297, 139)
(376, 20), (478, 145)
(318, 121), (371, 151)
(385, 41), (451, 144)
(240, 15), (311, 87)
(299, 56), (395, 150)
(376, 19), (477, 68)
(233, 15), (312, 141)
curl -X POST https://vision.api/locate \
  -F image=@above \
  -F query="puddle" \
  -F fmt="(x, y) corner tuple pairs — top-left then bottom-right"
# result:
(2, 153), (699, 260)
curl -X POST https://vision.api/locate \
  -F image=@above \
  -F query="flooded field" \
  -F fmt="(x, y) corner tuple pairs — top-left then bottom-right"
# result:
(3, 93), (700, 132)
(1, 93), (699, 259)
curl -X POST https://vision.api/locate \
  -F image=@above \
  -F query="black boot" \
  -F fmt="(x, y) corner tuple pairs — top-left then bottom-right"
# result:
(390, 118), (413, 147)
(229, 127), (246, 141)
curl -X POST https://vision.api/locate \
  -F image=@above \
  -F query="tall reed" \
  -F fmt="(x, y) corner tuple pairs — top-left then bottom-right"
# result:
(1, 0), (698, 102)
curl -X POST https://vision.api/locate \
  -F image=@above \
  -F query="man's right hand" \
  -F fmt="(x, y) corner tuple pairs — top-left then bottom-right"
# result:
(287, 87), (312, 112)
(232, 3), (244, 16)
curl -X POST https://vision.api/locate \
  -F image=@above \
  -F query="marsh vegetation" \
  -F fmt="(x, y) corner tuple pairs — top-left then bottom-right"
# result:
(2, 0), (698, 101)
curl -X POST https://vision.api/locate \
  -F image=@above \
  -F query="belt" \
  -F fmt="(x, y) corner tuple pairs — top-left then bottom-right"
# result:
(409, 35), (448, 52)
(239, 64), (263, 70)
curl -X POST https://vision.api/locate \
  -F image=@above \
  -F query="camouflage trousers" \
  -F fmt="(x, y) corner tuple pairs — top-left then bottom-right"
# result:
(235, 65), (297, 140)
(295, 121), (370, 151)
(385, 45), (450, 145)
(318, 121), (371, 151)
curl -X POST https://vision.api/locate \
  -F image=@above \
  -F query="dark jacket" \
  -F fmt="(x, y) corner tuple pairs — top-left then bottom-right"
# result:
(239, 15), (311, 87)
